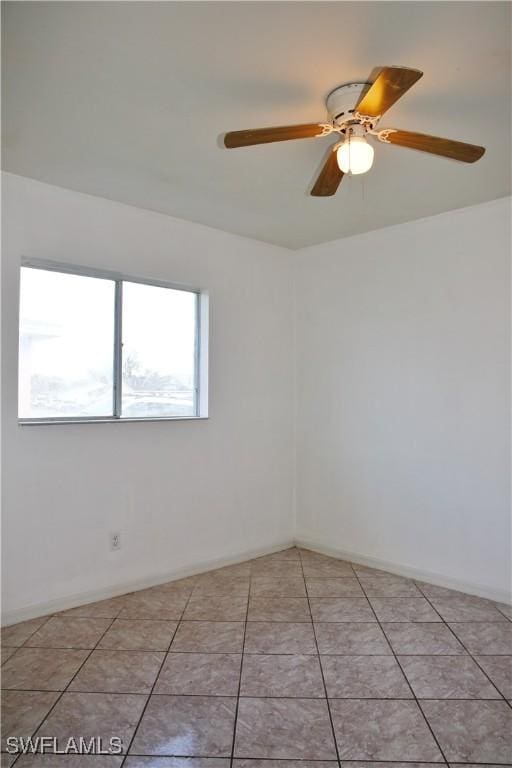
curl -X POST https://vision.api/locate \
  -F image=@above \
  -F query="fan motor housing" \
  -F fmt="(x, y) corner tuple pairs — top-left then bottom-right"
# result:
(326, 82), (368, 126)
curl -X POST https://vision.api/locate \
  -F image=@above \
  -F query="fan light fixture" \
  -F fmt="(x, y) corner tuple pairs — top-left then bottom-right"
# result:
(337, 131), (374, 175)
(223, 66), (486, 197)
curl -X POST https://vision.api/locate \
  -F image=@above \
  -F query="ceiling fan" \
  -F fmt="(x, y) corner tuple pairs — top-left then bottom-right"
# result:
(223, 66), (485, 196)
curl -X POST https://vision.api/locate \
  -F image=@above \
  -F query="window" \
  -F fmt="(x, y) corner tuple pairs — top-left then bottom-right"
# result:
(18, 263), (207, 423)
(121, 281), (198, 419)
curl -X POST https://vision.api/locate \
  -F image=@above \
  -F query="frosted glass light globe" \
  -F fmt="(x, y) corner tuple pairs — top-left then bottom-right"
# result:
(337, 136), (374, 175)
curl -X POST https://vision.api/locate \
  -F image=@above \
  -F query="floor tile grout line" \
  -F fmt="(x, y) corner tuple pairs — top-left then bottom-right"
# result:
(353, 567), (451, 766)
(418, 591), (510, 707)
(66, 755), (512, 765)
(104, 758), (512, 765)
(13, 614), (54, 649)
(299, 549), (343, 767)
(5, 614), (120, 767)
(414, 581), (512, 626)
(6, 688), (508, 701)
(13, 646), (508, 656)
(228, 571), (252, 767)
(118, 591), (195, 766)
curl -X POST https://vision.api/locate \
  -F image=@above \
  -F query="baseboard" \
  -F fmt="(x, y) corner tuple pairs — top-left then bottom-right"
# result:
(5, 533), (509, 626)
(296, 531), (512, 606)
(1, 539), (294, 627)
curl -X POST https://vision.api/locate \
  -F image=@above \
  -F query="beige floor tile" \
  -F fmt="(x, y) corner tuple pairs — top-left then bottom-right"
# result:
(1, 647), (18, 665)
(494, 602), (512, 620)
(149, 582), (196, 598)
(250, 561), (303, 578)
(98, 619), (178, 651)
(182, 595), (248, 621)
(382, 622), (466, 654)
(446, 765), (509, 768)
(208, 563), (251, 578)
(154, 652), (241, 695)
(430, 597), (508, 622)
(170, 621), (245, 652)
(302, 562), (354, 578)
(125, 758), (229, 768)
(234, 762), (336, 768)
(247, 598), (310, 623)
(399, 655), (501, 698)
(36, 692), (147, 753)
(310, 598), (375, 622)
(240, 654), (324, 697)
(244, 622), (317, 654)
(1, 618), (51, 647)
(421, 700), (512, 763)
(340, 763), (441, 768)
(194, 570), (249, 589)
(415, 581), (472, 598)
(305, 578), (363, 597)
(321, 655), (411, 698)
(69, 650), (164, 693)
(234, 697), (337, 759)
(130, 695), (237, 757)
(299, 551), (338, 564)
(369, 598), (441, 622)
(474, 655), (512, 698)
(449, 622), (512, 654)
(1, 690), (60, 750)
(1, 647), (89, 690)
(359, 577), (422, 597)
(315, 622), (391, 655)
(118, 590), (188, 621)
(351, 565), (394, 578)
(330, 699), (443, 761)
(24, 617), (112, 649)
(15, 757), (123, 767)
(192, 579), (250, 597)
(250, 578), (306, 598)
(61, 596), (128, 619)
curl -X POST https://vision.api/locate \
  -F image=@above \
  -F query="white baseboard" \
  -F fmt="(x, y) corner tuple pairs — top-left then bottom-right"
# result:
(295, 531), (512, 606)
(1, 539), (294, 627)
(5, 533), (509, 626)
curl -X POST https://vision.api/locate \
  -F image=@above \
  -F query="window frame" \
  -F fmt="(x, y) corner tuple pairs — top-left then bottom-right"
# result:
(18, 258), (209, 425)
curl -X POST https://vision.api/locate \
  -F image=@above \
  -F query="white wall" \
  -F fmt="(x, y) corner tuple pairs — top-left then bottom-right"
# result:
(295, 198), (511, 602)
(2, 174), (510, 620)
(1, 173), (295, 620)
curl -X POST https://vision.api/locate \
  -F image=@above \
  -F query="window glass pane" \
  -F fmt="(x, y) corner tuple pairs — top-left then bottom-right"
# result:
(121, 281), (197, 418)
(18, 267), (115, 418)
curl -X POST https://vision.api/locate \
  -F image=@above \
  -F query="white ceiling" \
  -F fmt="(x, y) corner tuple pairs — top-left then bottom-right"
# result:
(2, 1), (511, 249)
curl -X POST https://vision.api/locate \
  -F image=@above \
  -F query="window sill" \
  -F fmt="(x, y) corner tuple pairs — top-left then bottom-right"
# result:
(18, 416), (209, 426)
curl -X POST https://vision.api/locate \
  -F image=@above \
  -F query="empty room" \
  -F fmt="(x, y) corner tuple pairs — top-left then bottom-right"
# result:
(1, 1), (511, 765)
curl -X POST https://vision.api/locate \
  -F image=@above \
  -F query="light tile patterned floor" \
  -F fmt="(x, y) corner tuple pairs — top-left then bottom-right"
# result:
(1, 547), (512, 766)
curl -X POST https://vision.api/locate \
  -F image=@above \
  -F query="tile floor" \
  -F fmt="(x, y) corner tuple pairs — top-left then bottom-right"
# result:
(1, 547), (512, 767)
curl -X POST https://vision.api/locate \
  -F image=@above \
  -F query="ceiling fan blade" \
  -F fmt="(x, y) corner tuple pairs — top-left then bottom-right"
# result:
(385, 129), (485, 162)
(224, 124), (325, 148)
(356, 66), (423, 117)
(311, 146), (344, 196)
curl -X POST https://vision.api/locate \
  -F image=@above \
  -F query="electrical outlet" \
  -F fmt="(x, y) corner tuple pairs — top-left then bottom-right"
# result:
(110, 531), (121, 551)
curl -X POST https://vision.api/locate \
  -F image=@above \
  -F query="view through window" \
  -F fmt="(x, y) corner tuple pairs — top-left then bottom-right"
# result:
(122, 281), (197, 419)
(18, 265), (201, 421)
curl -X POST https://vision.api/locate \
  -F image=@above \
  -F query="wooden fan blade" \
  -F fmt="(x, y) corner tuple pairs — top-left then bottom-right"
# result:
(356, 66), (423, 117)
(385, 130), (485, 162)
(311, 147), (344, 196)
(224, 124), (325, 148)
